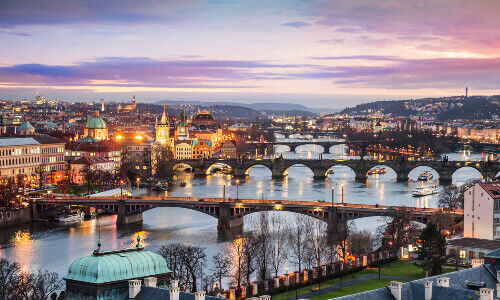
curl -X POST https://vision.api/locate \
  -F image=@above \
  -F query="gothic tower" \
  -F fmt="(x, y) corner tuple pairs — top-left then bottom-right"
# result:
(155, 105), (174, 147)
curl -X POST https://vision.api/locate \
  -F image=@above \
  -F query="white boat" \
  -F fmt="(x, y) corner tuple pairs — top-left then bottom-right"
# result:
(412, 185), (438, 197)
(418, 171), (433, 181)
(55, 210), (85, 222)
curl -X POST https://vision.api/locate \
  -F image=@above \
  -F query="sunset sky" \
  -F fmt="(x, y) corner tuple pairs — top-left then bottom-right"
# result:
(0, 0), (499, 108)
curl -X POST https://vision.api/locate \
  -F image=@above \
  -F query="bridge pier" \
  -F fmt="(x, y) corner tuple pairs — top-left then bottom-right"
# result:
(313, 168), (327, 180)
(396, 172), (409, 182)
(217, 203), (243, 241)
(117, 200), (143, 225)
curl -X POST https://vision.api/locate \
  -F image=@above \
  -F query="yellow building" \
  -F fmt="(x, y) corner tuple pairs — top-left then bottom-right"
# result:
(155, 105), (174, 149)
(118, 95), (137, 112)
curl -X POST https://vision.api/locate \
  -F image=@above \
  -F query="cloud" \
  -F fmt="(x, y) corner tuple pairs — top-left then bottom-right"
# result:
(0, 0), (197, 27)
(0, 57), (306, 89)
(0, 30), (31, 36)
(308, 55), (401, 61)
(309, 0), (500, 54)
(281, 21), (310, 28)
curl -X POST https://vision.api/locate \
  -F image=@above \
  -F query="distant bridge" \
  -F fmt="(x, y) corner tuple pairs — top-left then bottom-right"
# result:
(171, 158), (499, 182)
(34, 196), (462, 239)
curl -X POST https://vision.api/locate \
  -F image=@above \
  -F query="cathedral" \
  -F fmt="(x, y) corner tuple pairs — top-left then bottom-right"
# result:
(117, 95), (137, 112)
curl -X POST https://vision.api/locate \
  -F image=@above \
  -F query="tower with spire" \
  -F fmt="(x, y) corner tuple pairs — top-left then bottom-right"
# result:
(176, 107), (190, 140)
(155, 105), (174, 147)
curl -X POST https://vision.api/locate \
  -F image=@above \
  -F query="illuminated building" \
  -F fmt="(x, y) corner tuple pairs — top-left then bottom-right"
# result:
(117, 95), (137, 112)
(219, 140), (238, 158)
(175, 108), (190, 140)
(192, 139), (212, 159)
(155, 105), (174, 148)
(174, 140), (193, 160)
(0, 135), (65, 185)
(70, 157), (115, 184)
(191, 110), (217, 128)
(83, 113), (109, 141)
(17, 120), (35, 135)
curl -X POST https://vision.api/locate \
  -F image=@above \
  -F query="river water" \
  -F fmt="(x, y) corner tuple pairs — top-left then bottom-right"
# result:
(0, 141), (491, 281)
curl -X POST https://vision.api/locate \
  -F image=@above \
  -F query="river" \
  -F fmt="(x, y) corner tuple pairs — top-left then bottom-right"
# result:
(0, 141), (490, 281)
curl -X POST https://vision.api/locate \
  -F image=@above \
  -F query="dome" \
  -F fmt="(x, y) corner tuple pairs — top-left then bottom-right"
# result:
(85, 117), (107, 129)
(65, 244), (170, 284)
(193, 111), (215, 121)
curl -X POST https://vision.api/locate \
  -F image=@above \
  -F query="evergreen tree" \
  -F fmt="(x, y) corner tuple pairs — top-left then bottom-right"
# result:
(415, 222), (446, 276)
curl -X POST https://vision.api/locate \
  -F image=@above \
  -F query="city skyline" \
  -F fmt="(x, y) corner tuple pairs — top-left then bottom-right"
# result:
(0, 0), (499, 107)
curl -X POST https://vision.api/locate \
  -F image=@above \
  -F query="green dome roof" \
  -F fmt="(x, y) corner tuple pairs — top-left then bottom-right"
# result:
(18, 121), (35, 130)
(86, 117), (107, 129)
(64, 244), (170, 284)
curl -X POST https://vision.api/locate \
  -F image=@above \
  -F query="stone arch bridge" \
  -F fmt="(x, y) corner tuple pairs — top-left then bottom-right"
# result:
(171, 158), (499, 182)
(34, 196), (460, 240)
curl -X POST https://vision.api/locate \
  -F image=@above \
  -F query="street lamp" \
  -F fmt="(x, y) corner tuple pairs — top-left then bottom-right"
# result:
(331, 186), (335, 206)
(223, 183), (226, 202)
(136, 177), (140, 197)
(236, 179), (239, 200)
(120, 180), (124, 200)
(341, 183), (344, 204)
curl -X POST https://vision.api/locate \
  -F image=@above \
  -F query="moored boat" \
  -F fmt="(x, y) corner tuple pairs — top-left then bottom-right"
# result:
(412, 185), (438, 197)
(55, 210), (85, 222)
(418, 171), (433, 181)
(368, 167), (387, 175)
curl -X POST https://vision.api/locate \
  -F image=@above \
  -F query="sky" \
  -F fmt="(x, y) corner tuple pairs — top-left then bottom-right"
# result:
(0, 0), (499, 108)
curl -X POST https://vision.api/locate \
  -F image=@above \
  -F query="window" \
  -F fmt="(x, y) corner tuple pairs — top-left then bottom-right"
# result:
(459, 250), (466, 259)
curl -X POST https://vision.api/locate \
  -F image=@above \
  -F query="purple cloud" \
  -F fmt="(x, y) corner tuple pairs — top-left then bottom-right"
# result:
(281, 21), (310, 28)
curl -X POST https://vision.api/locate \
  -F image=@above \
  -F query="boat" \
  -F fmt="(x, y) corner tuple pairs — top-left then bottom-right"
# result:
(180, 181), (187, 187)
(418, 171), (433, 181)
(55, 210), (85, 222)
(327, 169), (335, 175)
(368, 167), (387, 175)
(412, 185), (438, 197)
(153, 183), (168, 191)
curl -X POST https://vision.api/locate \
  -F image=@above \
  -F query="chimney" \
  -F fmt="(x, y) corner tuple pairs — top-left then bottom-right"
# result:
(389, 281), (402, 300)
(194, 291), (206, 300)
(436, 277), (449, 287)
(170, 280), (180, 300)
(144, 277), (157, 287)
(472, 259), (485, 268)
(128, 279), (142, 299)
(497, 283), (500, 298)
(259, 296), (271, 300)
(496, 271), (500, 282)
(424, 281), (432, 300)
(480, 288), (493, 300)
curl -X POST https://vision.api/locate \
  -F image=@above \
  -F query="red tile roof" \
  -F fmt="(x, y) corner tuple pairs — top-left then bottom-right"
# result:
(479, 181), (500, 199)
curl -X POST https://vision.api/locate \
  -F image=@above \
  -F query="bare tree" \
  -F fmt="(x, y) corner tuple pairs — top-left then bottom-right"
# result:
(288, 214), (312, 273)
(348, 230), (373, 258)
(0, 259), (21, 299)
(242, 232), (258, 285)
(210, 252), (231, 291)
(379, 207), (420, 255)
(270, 214), (288, 277)
(254, 213), (272, 281)
(30, 268), (63, 300)
(438, 184), (462, 210)
(309, 220), (328, 268)
(229, 237), (245, 288)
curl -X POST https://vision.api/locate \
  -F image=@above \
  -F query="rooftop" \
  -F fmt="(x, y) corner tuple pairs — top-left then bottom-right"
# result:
(479, 181), (500, 199)
(135, 286), (224, 300)
(0, 137), (40, 147)
(64, 237), (170, 285)
(447, 237), (500, 251)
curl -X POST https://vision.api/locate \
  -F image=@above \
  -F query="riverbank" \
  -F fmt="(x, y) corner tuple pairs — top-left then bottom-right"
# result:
(0, 207), (33, 228)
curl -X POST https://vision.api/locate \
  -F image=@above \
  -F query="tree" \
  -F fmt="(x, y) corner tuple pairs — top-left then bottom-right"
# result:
(0, 259), (21, 299)
(0, 178), (17, 208)
(158, 243), (206, 292)
(254, 213), (272, 281)
(229, 237), (245, 288)
(430, 211), (455, 234)
(415, 223), (446, 276)
(30, 268), (63, 300)
(242, 231), (258, 285)
(153, 144), (174, 178)
(210, 252), (230, 291)
(438, 184), (462, 210)
(348, 230), (373, 258)
(288, 214), (312, 273)
(379, 207), (419, 255)
(270, 214), (288, 277)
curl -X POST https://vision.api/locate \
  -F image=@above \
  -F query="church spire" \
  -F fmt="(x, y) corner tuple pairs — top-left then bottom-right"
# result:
(160, 105), (168, 124)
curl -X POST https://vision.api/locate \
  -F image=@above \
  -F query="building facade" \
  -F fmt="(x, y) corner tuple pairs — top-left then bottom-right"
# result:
(83, 113), (109, 141)
(174, 141), (193, 160)
(464, 181), (500, 240)
(192, 139), (212, 159)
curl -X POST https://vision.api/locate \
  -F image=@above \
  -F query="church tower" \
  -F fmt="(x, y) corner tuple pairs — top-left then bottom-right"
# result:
(176, 108), (190, 140)
(155, 105), (174, 147)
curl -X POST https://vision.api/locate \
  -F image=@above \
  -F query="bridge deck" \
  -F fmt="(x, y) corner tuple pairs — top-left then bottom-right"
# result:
(35, 196), (462, 216)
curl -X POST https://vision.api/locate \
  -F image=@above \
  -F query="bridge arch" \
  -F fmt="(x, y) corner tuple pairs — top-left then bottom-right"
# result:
(408, 166), (440, 181)
(452, 166), (483, 183)
(325, 164), (356, 180)
(273, 144), (291, 154)
(295, 144), (325, 154)
(206, 163), (234, 175)
(366, 165), (397, 181)
(329, 143), (349, 156)
(173, 163), (194, 173)
(283, 163), (314, 178)
(244, 164), (272, 177)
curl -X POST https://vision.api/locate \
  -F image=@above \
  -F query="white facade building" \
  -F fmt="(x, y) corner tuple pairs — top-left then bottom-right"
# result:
(464, 182), (500, 240)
